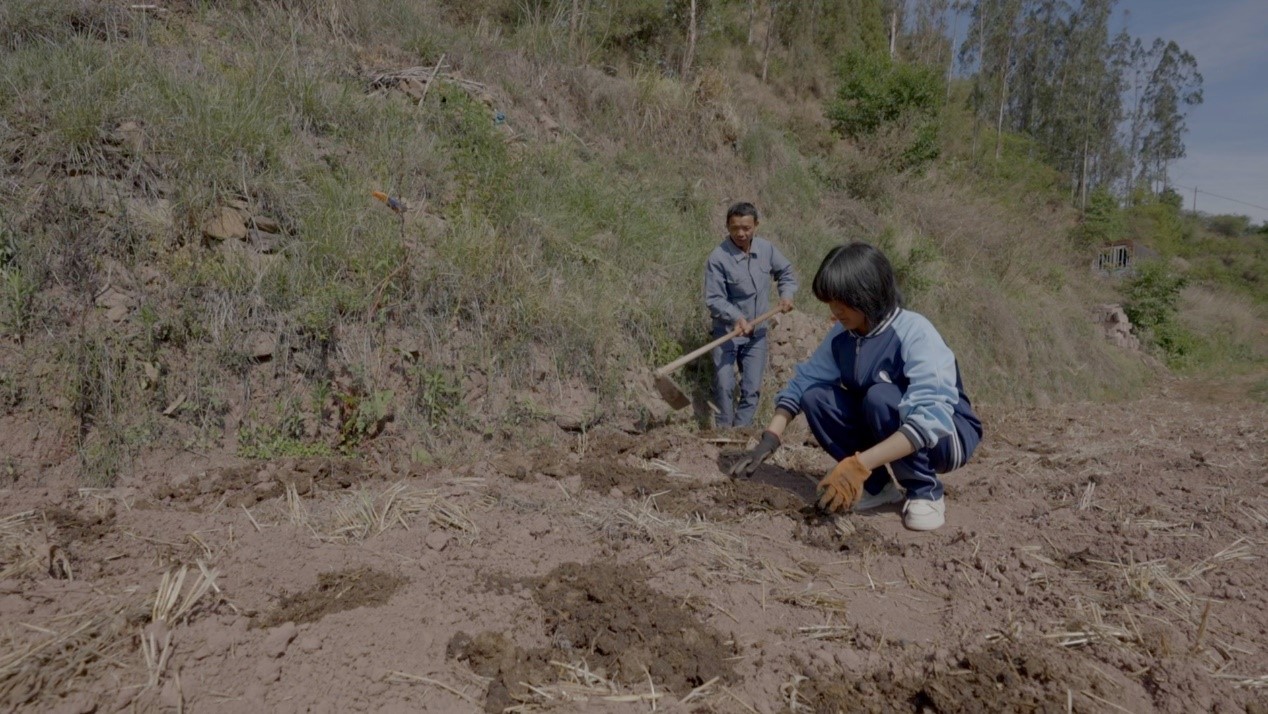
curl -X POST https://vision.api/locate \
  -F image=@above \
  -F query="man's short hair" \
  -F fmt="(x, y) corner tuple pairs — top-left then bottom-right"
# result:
(726, 202), (760, 223)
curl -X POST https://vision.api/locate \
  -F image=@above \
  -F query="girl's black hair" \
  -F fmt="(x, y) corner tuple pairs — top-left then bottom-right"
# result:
(811, 242), (903, 327)
(725, 202), (760, 223)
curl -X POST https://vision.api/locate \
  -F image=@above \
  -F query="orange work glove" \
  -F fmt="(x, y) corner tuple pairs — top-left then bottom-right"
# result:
(816, 454), (871, 513)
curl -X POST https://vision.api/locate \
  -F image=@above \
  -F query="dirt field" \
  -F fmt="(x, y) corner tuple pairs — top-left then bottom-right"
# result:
(2, 378), (1266, 713)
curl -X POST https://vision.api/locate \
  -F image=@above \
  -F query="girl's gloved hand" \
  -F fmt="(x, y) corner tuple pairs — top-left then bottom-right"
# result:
(728, 431), (781, 479)
(817, 454), (870, 513)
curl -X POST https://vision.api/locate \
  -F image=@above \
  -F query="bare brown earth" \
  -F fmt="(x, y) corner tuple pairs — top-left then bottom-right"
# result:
(1, 378), (1266, 713)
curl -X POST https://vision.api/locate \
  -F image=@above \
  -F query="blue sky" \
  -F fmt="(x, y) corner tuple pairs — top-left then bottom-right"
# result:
(1115, 0), (1268, 223)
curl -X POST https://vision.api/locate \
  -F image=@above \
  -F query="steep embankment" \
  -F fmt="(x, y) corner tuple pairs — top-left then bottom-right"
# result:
(0, 0), (1149, 482)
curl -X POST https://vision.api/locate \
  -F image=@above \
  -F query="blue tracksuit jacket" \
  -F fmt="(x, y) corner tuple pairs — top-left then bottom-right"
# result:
(774, 308), (982, 458)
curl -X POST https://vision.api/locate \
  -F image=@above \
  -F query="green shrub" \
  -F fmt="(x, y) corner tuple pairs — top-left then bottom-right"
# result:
(238, 427), (333, 460)
(412, 366), (462, 427)
(0, 368), (22, 411)
(1072, 188), (1124, 249)
(1124, 188), (1190, 257)
(1206, 213), (1251, 238)
(875, 227), (937, 301)
(337, 388), (394, 452)
(0, 268), (39, 339)
(1151, 320), (1201, 370)
(238, 405), (332, 460)
(1123, 261), (1186, 332)
(1122, 260), (1200, 366)
(1252, 376), (1268, 402)
(826, 51), (942, 168)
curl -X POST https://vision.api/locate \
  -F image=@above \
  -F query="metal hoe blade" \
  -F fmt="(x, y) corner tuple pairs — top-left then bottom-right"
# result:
(654, 373), (691, 410)
(648, 306), (783, 411)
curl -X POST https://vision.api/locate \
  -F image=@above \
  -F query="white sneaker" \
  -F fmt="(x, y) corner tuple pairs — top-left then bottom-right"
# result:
(852, 482), (903, 511)
(902, 498), (946, 531)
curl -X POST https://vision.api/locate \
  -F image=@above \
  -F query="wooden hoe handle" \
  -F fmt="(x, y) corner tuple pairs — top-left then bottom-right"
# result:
(655, 306), (784, 376)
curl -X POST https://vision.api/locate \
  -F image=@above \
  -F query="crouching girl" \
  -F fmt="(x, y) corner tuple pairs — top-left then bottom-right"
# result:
(730, 242), (983, 531)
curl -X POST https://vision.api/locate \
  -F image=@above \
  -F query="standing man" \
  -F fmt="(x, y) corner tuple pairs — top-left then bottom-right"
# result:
(704, 202), (798, 428)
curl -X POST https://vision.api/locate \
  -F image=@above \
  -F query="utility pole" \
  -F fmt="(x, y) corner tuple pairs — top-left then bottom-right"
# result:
(1192, 185), (1197, 213)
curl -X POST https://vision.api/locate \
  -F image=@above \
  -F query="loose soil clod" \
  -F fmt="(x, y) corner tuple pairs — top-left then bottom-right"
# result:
(793, 642), (1125, 713)
(450, 561), (737, 712)
(794, 511), (904, 555)
(259, 567), (407, 627)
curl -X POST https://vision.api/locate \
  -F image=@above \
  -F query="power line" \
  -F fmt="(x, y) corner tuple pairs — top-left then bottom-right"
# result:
(1169, 183), (1268, 214)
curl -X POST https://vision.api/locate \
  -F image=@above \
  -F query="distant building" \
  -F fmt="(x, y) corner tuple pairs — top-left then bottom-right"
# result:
(1094, 239), (1159, 276)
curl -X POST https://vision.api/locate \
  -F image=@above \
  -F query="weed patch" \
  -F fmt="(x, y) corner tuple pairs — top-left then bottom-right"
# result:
(238, 424), (332, 460)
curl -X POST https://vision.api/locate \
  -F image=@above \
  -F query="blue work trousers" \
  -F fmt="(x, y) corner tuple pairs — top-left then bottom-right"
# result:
(711, 332), (768, 428)
(800, 383), (978, 501)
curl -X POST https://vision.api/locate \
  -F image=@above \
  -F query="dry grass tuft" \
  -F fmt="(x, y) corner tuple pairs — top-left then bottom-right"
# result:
(1085, 539), (1254, 635)
(150, 561), (221, 627)
(0, 511), (46, 581)
(1090, 557), (1192, 612)
(680, 676), (723, 704)
(1077, 480), (1096, 511)
(1180, 538), (1255, 581)
(640, 458), (694, 478)
(285, 483), (313, 531)
(0, 555), (221, 705)
(1077, 545), (1259, 659)
(761, 557), (817, 586)
(140, 628), (174, 689)
(328, 482), (479, 543)
(1127, 518), (1197, 537)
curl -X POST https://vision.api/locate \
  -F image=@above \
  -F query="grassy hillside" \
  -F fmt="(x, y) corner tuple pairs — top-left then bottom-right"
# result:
(0, 0), (1206, 481)
(1078, 185), (1268, 374)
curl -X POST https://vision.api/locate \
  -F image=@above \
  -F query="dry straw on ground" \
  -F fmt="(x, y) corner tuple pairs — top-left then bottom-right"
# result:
(0, 540), (223, 708)
(150, 561), (221, 627)
(774, 588), (851, 614)
(503, 660), (668, 712)
(387, 670), (486, 706)
(577, 495), (764, 581)
(328, 482), (479, 542)
(0, 510), (45, 580)
(0, 601), (140, 707)
(274, 481), (481, 543)
(1045, 599), (1138, 649)
(798, 624), (854, 641)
